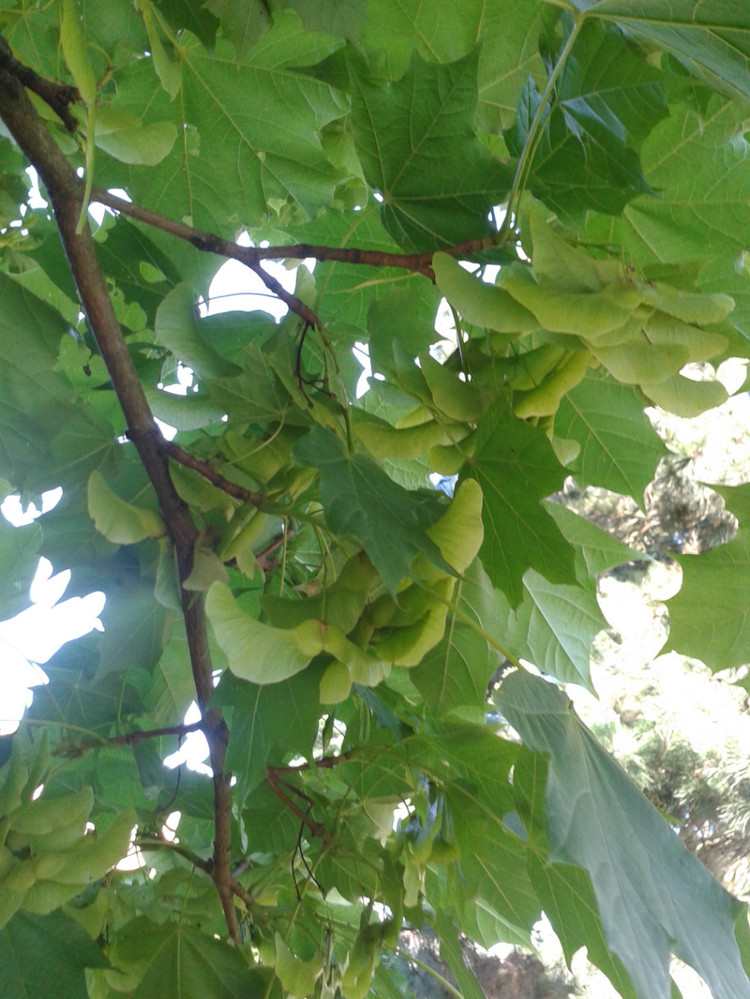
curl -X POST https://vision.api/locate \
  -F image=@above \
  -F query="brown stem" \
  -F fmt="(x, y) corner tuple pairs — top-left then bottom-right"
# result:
(248, 259), (322, 329)
(163, 441), (265, 505)
(0, 36), (79, 131)
(138, 836), (256, 909)
(90, 186), (321, 327)
(68, 720), (205, 756)
(90, 185), (495, 278)
(266, 769), (326, 838)
(0, 48), (240, 943)
(267, 751), (352, 776)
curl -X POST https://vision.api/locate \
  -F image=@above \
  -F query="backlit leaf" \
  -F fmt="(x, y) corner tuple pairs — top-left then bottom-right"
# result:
(498, 671), (750, 999)
(555, 368), (666, 498)
(87, 470), (165, 545)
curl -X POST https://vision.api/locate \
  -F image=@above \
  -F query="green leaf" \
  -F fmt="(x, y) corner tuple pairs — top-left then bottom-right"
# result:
(145, 632), (199, 723)
(512, 747), (640, 999)
(155, 284), (242, 379)
(500, 569), (606, 689)
(0, 274), (113, 494)
(588, 97), (750, 269)
(359, 0), (547, 131)
(0, 910), (108, 999)
(276, 207), (441, 332)
(294, 426), (453, 593)
(666, 523), (750, 670)
(279, 0), (368, 41)
(589, 0), (750, 103)
(144, 385), (225, 431)
(153, 0), (220, 49)
(350, 49), (510, 250)
(467, 402), (575, 607)
(410, 560), (506, 716)
(543, 499), (649, 580)
(507, 21), (667, 218)
(110, 917), (259, 998)
(555, 368), (666, 499)
(97, 568), (173, 678)
(105, 12), (348, 230)
(0, 518), (41, 618)
(87, 470), (165, 544)
(214, 668), (322, 802)
(93, 107), (177, 166)
(433, 910), (486, 999)
(206, 582), (320, 683)
(498, 671), (750, 999)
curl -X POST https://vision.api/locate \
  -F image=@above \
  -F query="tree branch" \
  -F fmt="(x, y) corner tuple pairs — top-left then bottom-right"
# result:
(66, 721), (205, 756)
(0, 37), (79, 131)
(267, 751), (352, 776)
(163, 441), (265, 505)
(90, 185), (496, 280)
(0, 46), (240, 944)
(266, 768), (326, 838)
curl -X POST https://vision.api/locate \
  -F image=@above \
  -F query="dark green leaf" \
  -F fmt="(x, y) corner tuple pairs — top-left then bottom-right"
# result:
(589, 0), (750, 102)
(0, 518), (41, 618)
(467, 402), (575, 607)
(0, 910), (108, 999)
(350, 50), (510, 250)
(213, 668), (322, 803)
(294, 426), (452, 592)
(111, 918), (260, 998)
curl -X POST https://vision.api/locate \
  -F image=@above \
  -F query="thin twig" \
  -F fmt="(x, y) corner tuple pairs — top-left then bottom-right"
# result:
(0, 37), (79, 130)
(267, 752), (352, 776)
(90, 185), (495, 277)
(138, 836), (256, 908)
(266, 769), (326, 838)
(68, 720), (205, 756)
(163, 441), (265, 505)
(248, 259), (321, 329)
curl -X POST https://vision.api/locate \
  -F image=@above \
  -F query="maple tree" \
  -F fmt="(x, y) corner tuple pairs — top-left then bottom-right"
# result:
(1, 2), (750, 997)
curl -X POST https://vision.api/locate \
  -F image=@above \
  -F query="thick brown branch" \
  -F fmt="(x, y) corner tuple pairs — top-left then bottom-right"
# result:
(163, 441), (265, 505)
(90, 185), (495, 278)
(0, 50), (239, 943)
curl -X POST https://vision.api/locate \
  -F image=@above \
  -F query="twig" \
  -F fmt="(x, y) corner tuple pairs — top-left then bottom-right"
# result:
(89, 186), (321, 327)
(266, 768), (326, 838)
(267, 751), (352, 776)
(163, 441), (265, 505)
(247, 259), (321, 329)
(138, 836), (256, 909)
(0, 43), (240, 944)
(0, 36), (79, 131)
(89, 185), (496, 278)
(68, 720), (205, 756)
